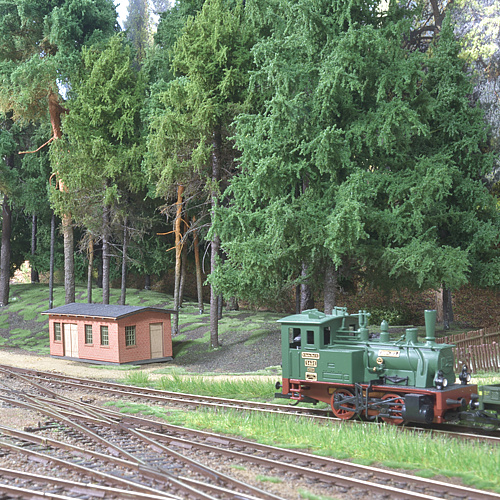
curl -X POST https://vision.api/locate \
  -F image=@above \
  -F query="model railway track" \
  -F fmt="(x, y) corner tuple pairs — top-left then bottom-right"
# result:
(0, 368), (499, 500)
(0, 379), (282, 499)
(0, 364), (334, 418)
(1, 364), (500, 446)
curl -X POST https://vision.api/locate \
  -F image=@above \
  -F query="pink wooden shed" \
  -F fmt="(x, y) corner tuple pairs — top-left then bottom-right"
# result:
(42, 303), (175, 365)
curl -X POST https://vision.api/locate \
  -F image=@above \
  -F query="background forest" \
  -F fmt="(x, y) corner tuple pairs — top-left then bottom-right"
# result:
(0, 0), (499, 347)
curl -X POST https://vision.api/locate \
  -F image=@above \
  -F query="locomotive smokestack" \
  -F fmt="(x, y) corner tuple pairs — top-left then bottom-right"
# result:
(424, 309), (437, 346)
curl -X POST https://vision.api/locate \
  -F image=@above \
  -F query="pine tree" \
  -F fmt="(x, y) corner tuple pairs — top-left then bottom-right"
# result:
(146, 0), (253, 346)
(51, 34), (145, 305)
(0, 0), (118, 304)
(212, 0), (500, 317)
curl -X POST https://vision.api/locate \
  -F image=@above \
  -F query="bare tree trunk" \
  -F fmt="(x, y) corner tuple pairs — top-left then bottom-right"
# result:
(172, 185), (184, 335)
(442, 286), (453, 330)
(448, 288), (454, 323)
(96, 248), (103, 289)
(435, 288), (443, 323)
(226, 297), (239, 311)
(102, 206), (110, 305)
(210, 236), (220, 347)
(30, 214), (39, 283)
(49, 212), (55, 309)
(87, 236), (93, 303)
(436, 285), (453, 330)
(210, 126), (222, 348)
(192, 216), (204, 314)
(217, 293), (223, 320)
(295, 284), (300, 314)
(323, 260), (338, 314)
(300, 263), (314, 311)
(0, 194), (12, 307)
(63, 213), (75, 304)
(49, 90), (74, 305)
(119, 218), (128, 306)
(179, 224), (188, 308)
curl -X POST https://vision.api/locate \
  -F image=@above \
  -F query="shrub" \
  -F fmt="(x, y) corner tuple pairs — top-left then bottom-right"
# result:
(368, 306), (414, 326)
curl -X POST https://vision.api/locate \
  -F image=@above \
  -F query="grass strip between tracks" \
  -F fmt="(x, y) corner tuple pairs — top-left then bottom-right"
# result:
(104, 399), (500, 494)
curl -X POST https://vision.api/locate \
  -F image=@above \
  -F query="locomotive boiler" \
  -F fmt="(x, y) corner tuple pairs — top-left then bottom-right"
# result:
(275, 307), (480, 425)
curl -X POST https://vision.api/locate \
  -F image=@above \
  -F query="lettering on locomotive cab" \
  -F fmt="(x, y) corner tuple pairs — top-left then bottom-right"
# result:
(306, 367), (316, 373)
(378, 350), (400, 358)
(304, 359), (317, 367)
(302, 352), (320, 359)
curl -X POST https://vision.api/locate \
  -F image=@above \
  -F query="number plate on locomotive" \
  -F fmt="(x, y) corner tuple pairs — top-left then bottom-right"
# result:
(305, 372), (318, 381)
(378, 350), (400, 358)
(304, 359), (317, 367)
(302, 352), (320, 359)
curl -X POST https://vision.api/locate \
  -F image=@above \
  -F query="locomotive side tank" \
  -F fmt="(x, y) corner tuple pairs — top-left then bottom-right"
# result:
(276, 307), (478, 424)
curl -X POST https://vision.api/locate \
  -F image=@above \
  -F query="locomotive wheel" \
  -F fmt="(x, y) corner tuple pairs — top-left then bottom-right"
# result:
(381, 393), (405, 425)
(330, 389), (357, 420)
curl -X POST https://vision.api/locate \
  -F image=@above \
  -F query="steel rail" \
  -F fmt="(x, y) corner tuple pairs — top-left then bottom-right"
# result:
(0, 482), (75, 500)
(8, 391), (495, 500)
(1, 365), (499, 499)
(4, 364), (500, 446)
(0, 466), (183, 500)
(36, 395), (284, 500)
(0, 437), (182, 499)
(18, 390), (284, 500)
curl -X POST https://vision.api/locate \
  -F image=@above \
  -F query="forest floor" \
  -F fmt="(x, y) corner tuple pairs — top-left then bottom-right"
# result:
(0, 283), (283, 379)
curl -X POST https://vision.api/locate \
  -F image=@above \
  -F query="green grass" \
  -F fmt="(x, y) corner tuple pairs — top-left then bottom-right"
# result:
(88, 364), (141, 371)
(298, 491), (340, 500)
(123, 371), (152, 387)
(473, 372), (500, 386)
(105, 401), (500, 492)
(256, 475), (282, 484)
(118, 369), (278, 400)
(154, 372), (277, 400)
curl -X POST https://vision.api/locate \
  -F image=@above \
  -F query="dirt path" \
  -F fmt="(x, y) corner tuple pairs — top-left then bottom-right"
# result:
(0, 348), (165, 380)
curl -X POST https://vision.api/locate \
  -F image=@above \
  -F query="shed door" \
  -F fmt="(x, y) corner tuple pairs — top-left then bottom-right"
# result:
(150, 323), (163, 359)
(63, 324), (78, 358)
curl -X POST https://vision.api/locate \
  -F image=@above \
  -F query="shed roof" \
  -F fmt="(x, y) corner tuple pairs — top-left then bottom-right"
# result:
(41, 303), (176, 320)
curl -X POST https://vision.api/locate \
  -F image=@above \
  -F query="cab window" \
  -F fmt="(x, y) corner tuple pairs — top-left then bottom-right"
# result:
(306, 330), (314, 345)
(323, 327), (331, 346)
(289, 327), (301, 348)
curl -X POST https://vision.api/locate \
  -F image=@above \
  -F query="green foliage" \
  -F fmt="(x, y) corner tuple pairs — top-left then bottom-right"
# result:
(212, 1), (500, 307)
(124, 370), (151, 386)
(256, 475), (282, 484)
(49, 34), (150, 278)
(298, 491), (340, 500)
(145, 0), (253, 195)
(367, 306), (413, 327)
(154, 372), (276, 400)
(0, 0), (118, 123)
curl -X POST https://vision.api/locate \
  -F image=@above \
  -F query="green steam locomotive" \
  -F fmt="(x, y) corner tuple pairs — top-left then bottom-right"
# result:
(275, 307), (497, 425)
